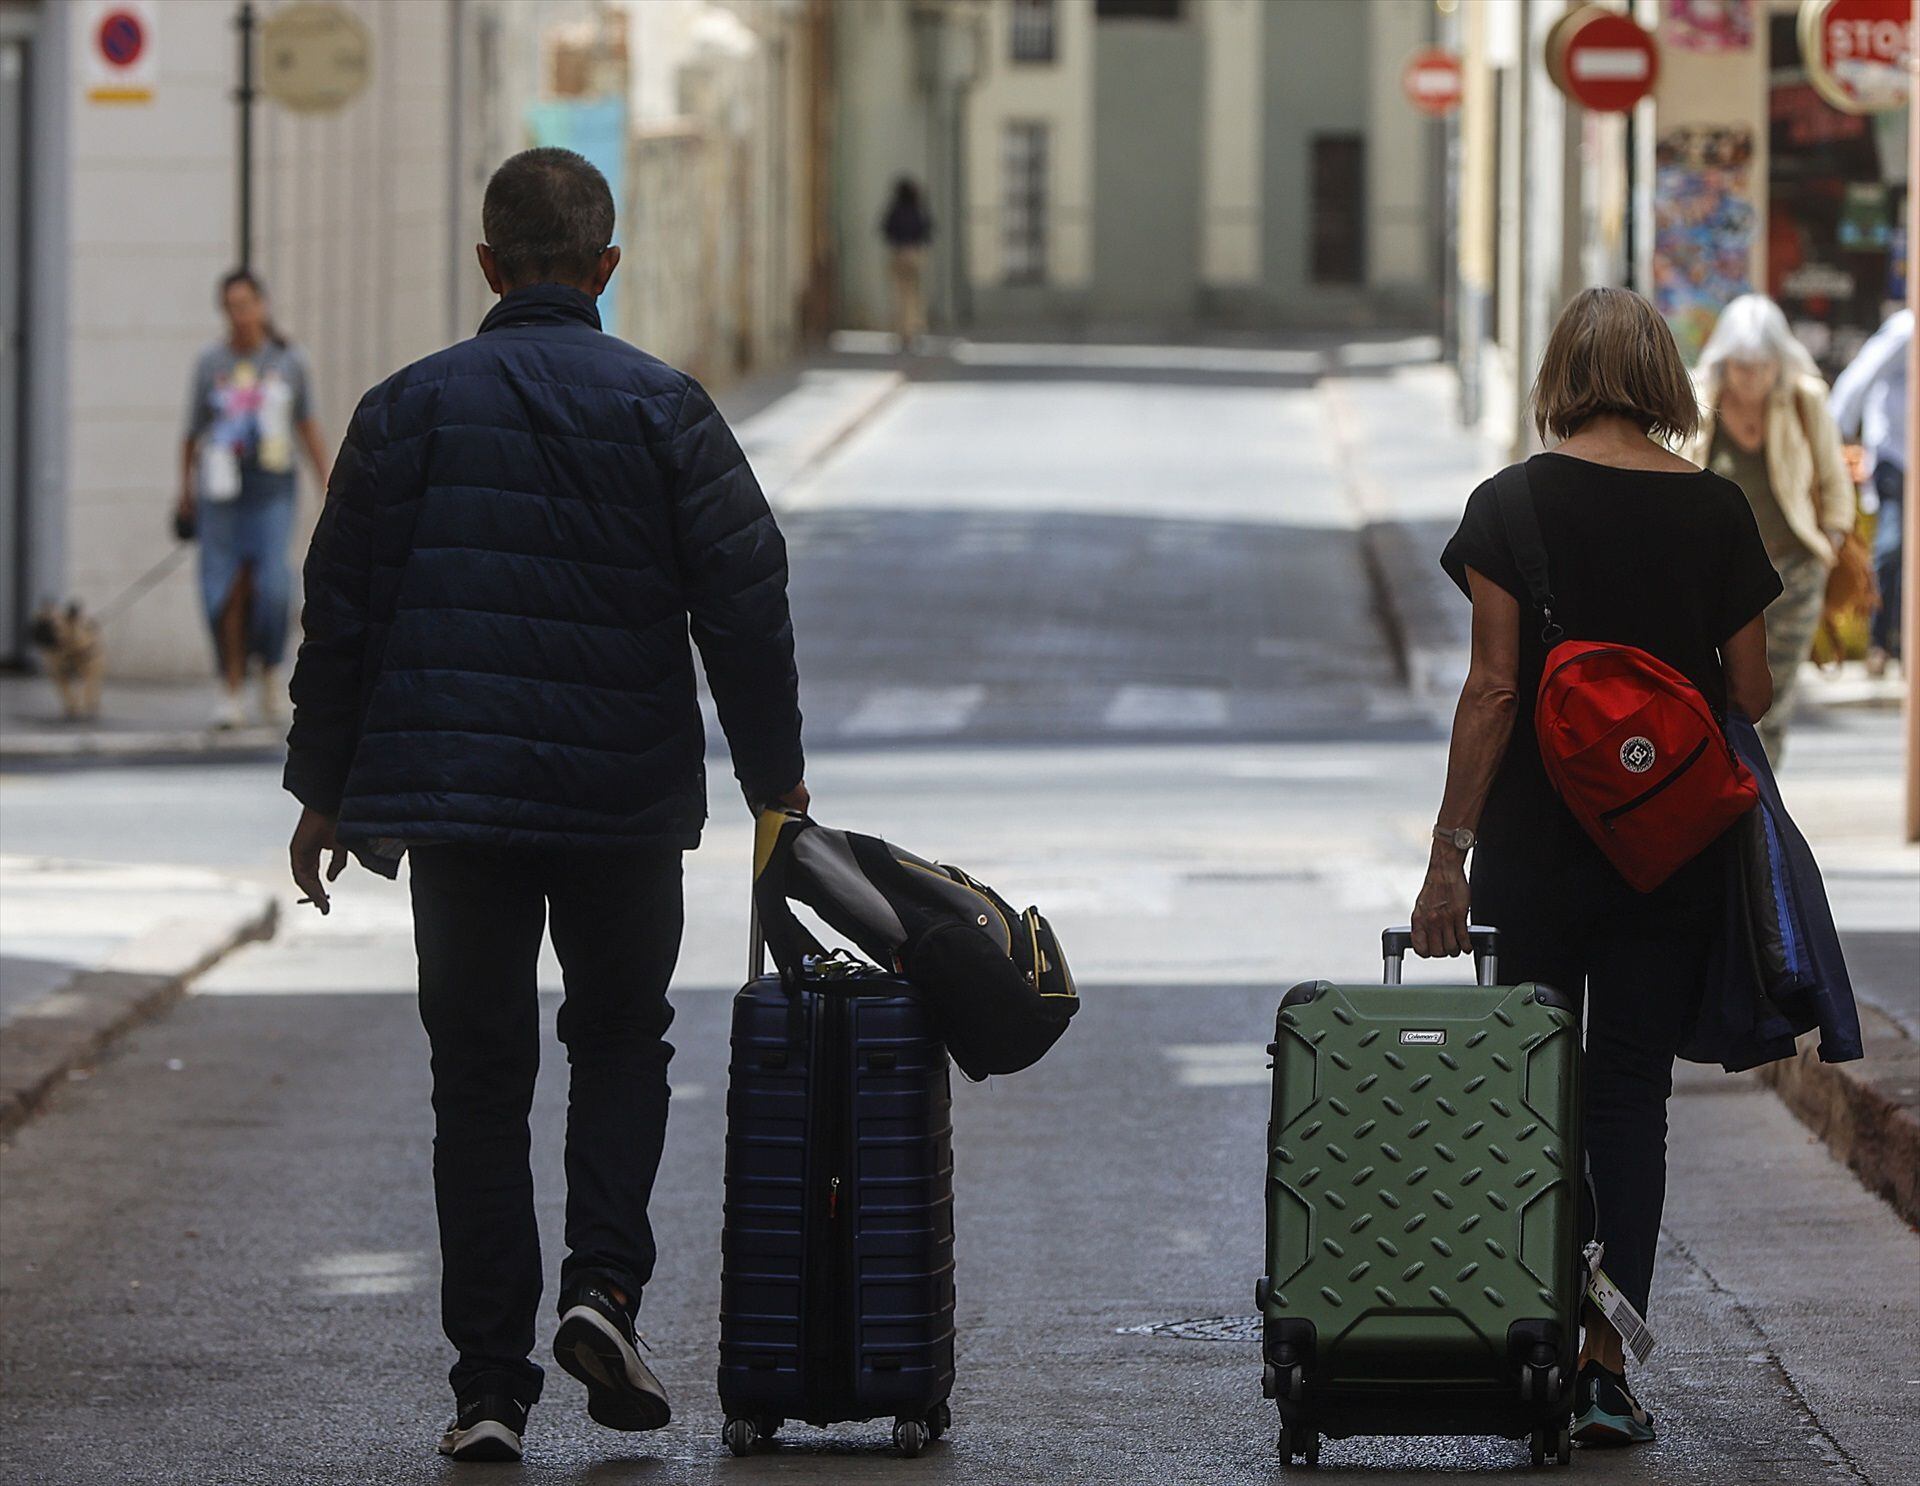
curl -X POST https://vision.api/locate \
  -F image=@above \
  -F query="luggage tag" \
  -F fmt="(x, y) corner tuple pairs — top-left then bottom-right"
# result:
(1583, 1241), (1658, 1365)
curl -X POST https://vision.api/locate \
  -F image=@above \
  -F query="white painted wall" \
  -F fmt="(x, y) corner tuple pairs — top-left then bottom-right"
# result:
(1365, 0), (1433, 296)
(46, 0), (475, 681)
(1200, 0), (1262, 286)
(964, 0), (1094, 289)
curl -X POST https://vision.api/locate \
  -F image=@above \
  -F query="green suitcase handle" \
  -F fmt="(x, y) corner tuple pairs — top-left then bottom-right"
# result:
(1381, 924), (1499, 985)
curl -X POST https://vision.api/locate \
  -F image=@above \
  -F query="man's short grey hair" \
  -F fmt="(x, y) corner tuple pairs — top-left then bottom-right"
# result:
(482, 148), (616, 286)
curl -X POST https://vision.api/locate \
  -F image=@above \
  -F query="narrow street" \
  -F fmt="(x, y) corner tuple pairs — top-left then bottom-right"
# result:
(2, 358), (1915, 1484)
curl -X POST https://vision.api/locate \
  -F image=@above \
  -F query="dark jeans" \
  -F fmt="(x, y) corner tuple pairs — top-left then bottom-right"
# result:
(1871, 463), (1903, 657)
(1473, 838), (1716, 1321)
(410, 844), (683, 1405)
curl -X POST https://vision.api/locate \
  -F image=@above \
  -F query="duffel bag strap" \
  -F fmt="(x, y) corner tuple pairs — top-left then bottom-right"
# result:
(1492, 462), (1565, 644)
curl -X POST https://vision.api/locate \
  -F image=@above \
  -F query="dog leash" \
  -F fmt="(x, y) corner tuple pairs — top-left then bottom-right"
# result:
(92, 541), (194, 627)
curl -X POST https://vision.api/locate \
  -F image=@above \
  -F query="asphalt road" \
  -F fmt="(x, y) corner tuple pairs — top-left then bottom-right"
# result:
(3, 366), (1917, 1484)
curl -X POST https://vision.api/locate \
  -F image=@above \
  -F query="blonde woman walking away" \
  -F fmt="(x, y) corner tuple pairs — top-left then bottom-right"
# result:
(1682, 295), (1854, 763)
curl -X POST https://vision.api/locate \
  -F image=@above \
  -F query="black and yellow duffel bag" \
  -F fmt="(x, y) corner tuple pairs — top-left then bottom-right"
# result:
(752, 808), (1078, 1079)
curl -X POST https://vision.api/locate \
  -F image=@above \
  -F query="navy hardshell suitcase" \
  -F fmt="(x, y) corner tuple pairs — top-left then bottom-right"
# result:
(717, 911), (956, 1456)
(1260, 928), (1587, 1469)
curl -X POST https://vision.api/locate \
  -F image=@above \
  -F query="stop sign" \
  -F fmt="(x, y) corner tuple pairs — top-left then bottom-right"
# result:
(1801, 0), (1913, 114)
(1403, 47), (1463, 118)
(1552, 6), (1659, 113)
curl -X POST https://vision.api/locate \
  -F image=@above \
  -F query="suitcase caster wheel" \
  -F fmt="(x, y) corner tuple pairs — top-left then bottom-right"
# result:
(1554, 1423), (1572, 1465)
(1530, 1425), (1571, 1468)
(1278, 1426), (1319, 1467)
(723, 1417), (758, 1457)
(756, 1416), (782, 1442)
(893, 1418), (927, 1457)
(926, 1401), (951, 1440)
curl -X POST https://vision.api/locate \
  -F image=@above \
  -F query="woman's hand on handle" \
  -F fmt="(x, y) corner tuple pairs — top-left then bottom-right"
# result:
(1410, 846), (1471, 958)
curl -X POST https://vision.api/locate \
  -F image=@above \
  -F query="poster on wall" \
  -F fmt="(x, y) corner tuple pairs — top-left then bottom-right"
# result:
(1769, 9), (1905, 373)
(1663, 0), (1753, 52)
(1653, 125), (1755, 361)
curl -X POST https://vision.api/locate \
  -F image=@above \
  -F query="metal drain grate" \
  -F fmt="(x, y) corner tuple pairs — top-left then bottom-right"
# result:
(1116, 1314), (1262, 1343)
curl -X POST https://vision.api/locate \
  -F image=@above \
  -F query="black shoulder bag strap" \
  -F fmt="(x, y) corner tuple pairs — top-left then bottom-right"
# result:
(751, 813), (829, 982)
(1491, 462), (1566, 644)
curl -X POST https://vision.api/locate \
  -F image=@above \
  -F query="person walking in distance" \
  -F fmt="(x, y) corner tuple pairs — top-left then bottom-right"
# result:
(881, 177), (933, 351)
(1413, 288), (1779, 1447)
(1681, 294), (1855, 763)
(180, 270), (330, 728)
(1830, 306), (1910, 678)
(282, 148), (808, 1463)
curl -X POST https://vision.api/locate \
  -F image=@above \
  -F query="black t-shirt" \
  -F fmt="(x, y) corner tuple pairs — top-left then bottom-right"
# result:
(1439, 452), (1782, 878)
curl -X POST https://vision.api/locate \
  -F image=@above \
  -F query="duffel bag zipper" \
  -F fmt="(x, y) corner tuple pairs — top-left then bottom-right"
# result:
(1598, 737), (1709, 829)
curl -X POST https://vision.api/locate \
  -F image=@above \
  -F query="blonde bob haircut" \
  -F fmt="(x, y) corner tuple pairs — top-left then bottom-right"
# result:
(1529, 286), (1701, 446)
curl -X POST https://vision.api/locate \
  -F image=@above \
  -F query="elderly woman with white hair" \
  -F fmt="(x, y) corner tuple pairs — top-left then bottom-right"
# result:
(1682, 294), (1855, 761)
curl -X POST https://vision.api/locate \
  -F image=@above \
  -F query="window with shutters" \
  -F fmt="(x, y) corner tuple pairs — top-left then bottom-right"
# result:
(1002, 122), (1049, 284)
(1310, 134), (1366, 285)
(1011, 0), (1057, 63)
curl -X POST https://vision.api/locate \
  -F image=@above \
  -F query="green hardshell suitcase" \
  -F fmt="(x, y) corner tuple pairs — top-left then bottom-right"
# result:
(1259, 927), (1586, 1469)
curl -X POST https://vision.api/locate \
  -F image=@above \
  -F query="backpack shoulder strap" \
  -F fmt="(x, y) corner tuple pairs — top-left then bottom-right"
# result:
(1491, 461), (1565, 643)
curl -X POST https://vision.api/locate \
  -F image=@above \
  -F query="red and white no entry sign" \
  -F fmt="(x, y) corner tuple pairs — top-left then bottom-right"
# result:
(1549, 5), (1659, 114)
(1403, 48), (1463, 117)
(1801, 0), (1914, 114)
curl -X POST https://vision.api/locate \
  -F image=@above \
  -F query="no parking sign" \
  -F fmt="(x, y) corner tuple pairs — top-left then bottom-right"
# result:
(83, 0), (157, 105)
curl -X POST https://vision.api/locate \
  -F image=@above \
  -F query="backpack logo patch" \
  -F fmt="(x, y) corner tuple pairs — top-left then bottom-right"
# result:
(1620, 736), (1657, 775)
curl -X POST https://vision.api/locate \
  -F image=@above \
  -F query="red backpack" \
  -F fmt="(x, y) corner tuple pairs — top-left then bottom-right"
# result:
(1494, 465), (1757, 893)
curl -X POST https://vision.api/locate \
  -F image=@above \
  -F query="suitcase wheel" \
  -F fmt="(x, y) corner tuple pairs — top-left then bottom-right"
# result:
(927, 1401), (952, 1441)
(723, 1417), (759, 1457)
(1528, 1423), (1572, 1468)
(1278, 1425), (1319, 1467)
(893, 1418), (928, 1457)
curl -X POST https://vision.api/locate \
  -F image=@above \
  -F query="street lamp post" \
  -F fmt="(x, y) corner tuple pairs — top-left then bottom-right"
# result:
(234, 1), (257, 272)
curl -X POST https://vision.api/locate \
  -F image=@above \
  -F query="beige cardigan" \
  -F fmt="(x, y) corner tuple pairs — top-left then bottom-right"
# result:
(1682, 373), (1857, 569)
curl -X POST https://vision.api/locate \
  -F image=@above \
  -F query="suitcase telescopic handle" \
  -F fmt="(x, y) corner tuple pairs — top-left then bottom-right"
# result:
(1382, 925), (1499, 986)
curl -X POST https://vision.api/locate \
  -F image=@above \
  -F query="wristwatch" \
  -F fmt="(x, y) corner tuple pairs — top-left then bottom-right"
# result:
(1433, 825), (1478, 852)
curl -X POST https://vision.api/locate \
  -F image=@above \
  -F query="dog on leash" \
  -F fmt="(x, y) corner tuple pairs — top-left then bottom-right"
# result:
(29, 601), (105, 721)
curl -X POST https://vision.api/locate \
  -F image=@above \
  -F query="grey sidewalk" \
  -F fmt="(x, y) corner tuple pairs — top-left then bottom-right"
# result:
(0, 855), (277, 1133)
(1326, 363), (1920, 1224)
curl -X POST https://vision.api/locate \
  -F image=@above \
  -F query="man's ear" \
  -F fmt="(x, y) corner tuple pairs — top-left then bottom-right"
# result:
(476, 243), (507, 297)
(589, 245), (621, 296)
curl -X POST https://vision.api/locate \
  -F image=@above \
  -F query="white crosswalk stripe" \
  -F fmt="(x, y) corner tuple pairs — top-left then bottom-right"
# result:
(1103, 684), (1230, 731)
(841, 685), (987, 737)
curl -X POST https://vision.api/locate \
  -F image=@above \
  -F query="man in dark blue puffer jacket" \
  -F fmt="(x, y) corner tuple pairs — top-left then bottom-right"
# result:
(282, 148), (807, 1463)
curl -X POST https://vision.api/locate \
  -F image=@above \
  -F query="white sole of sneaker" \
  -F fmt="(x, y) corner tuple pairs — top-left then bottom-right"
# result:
(438, 1419), (523, 1462)
(554, 1306), (671, 1432)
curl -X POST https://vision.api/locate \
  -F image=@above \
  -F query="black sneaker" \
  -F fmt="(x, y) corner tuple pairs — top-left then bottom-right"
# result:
(1571, 1360), (1656, 1445)
(437, 1392), (528, 1462)
(553, 1282), (671, 1432)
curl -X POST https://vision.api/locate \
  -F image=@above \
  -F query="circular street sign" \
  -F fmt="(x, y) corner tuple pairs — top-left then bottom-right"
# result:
(1552, 6), (1659, 113)
(1799, 0), (1913, 114)
(260, 1), (372, 115)
(96, 8), (146, 70)
(1403, 47), (1464, 117)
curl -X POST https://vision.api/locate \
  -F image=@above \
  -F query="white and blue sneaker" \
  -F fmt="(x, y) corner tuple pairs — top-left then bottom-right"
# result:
(1571, 1360), (1656, 1446)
